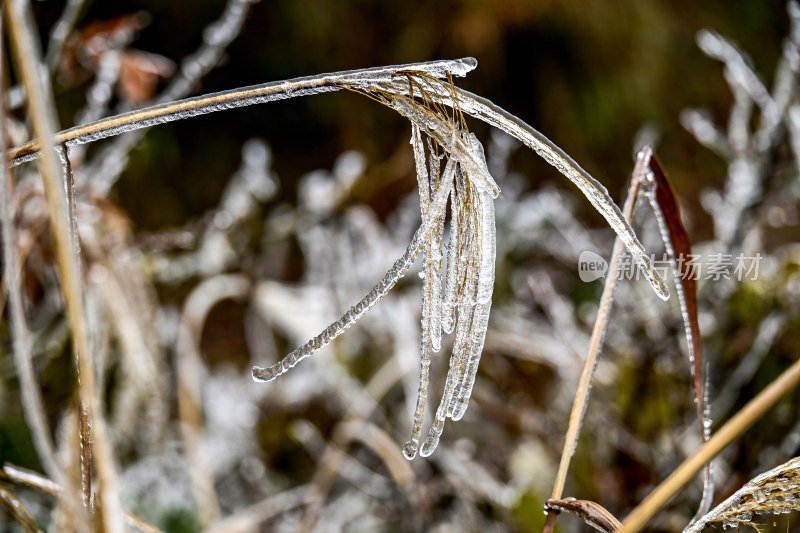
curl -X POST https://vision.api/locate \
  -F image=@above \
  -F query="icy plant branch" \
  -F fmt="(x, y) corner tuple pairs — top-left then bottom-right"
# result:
(8, 56), (670, 459)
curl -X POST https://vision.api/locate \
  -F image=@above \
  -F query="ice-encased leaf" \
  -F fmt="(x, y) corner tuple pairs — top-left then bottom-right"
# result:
(404, 157), (458, 460)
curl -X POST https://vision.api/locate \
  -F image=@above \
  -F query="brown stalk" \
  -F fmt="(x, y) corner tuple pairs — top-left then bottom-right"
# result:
(4, 1), (124, 530)
(544, 146), (652, 533)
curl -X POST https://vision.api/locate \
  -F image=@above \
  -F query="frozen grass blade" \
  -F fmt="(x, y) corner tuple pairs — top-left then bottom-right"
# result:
(404, 127), (435, 460)
(448, 171), (495, 421)
(8, 58), (478, 165)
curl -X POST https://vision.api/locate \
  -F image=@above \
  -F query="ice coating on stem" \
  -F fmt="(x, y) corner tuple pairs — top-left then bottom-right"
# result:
(449, 299), (490, 421)
(401, 57), (477, 78)
(11, 58), (479, 167)
(421, 249), (477, 457)
(411, 125), (430, 214)
(440, 190), (460, 335)
(449, 188), (495, 420)
(428, 156), (446, 353)
(404, 157), (458, 460)
(475, 179), (496, 305)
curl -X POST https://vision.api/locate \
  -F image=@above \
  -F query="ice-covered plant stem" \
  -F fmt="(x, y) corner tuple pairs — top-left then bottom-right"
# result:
(9, 57), (669, 458)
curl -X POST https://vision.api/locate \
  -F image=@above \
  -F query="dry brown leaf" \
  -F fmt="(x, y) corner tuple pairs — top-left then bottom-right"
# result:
(545, 497), (622, 532)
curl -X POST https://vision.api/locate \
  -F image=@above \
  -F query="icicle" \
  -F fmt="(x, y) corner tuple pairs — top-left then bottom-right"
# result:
(424, 134), (445, 353)
(252, 158), (454, 383)
(411, 125), (430, 215)
(403, 157), (458, 459)
(421, 252), (477, 457)
(449, 188), (495, 420)
(447, 184), (481, 419)
(440, 176), (461, 335)
(474, 187), (496, 305)
(450, 300), (490, 421)
(429, 208), (446, 353)
(464, 133), (501, 196)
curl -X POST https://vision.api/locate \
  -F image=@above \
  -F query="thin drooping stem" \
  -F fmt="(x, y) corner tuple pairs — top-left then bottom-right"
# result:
(545, 147), (651, 533)
(0, 12), (60, 483)
(619, 353), (800, 533)
(5, 1), (124, 530)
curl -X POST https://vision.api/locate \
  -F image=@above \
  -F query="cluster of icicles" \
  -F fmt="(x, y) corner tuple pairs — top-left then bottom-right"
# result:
(251, 121), (499, 459)
(403, 126), (497, 459)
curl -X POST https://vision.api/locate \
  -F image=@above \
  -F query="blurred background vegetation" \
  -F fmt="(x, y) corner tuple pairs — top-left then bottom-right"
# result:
(2, 0), (800, 532)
